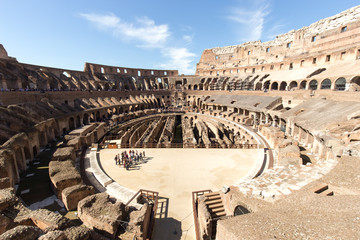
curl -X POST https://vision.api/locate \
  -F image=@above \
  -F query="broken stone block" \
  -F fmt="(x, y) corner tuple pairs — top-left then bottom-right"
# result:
(0, 225), (43, 240)
(78, 192), (128, 238)
(61, 184), (95, 211)
(52, 147), (75, 162)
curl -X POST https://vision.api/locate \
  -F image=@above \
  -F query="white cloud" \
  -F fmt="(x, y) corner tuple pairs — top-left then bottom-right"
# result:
(158, 47), (196, 75)
(182, 35), (193, 43)
(80, 12), (196, 75)
(227, 3), (270, 42)
(79, 13), (120, 29)
(80, 13), (170, 48)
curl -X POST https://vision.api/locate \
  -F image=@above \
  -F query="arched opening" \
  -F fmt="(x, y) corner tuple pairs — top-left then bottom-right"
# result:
(299, 80), (307, 90)
(271, 82), (278, 90)
(335, 77), (346, 91)
(289, 81), (298, 90)
(309, 80), (318, 90)
(96, 111), (100, 121)
(104, 83), (110, 91)
(188, 84), (192, 90)
(234, 205), (250, 216)
(90, 113), (95, 122)
(279, 81), (287, 91)
(39, 131), (47, 147)
(320, 79), (331, 89)
(175, 81), (182, 90)
(69, 117), (75, 130)
(24, 146), (32, 162)
(255, 82), (262, 90)
(350, 76), (360, 91)
(33, 146), (38, 157)
(101, 67), (105, 74)
(193, 84), (198, 90)
(96, 84), (102, 90)
(263, 81), (270, 90)
(76, 115), (81, 128)
(83, 113), (89, 125)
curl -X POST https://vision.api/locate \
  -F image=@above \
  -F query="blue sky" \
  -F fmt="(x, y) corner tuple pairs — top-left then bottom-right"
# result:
(0, 0), (359, 75)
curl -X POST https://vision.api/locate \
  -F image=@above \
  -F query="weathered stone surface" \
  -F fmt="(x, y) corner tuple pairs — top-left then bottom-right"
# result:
(30, 209), (70, 231)
(49, 160), (82, 199)
(125, 203), (151, 239)
(0, 213), (13, 235)
(0, 188), (16, 211)
(0, 225), (43, 240)
(52, 147), (75, 161)
(61, 184), (95, 211)
(78, 192), (128, 238)
(38, 230), (66, 240)
(63, 226), (92, 240)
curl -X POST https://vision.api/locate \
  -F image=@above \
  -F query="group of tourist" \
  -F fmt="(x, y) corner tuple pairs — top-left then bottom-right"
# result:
(114, 150), (146, 170)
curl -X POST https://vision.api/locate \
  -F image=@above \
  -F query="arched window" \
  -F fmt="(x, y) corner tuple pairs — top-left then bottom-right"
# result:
(335, 77), (346, 91)
(299, 80), (307, 90)
(289, 81), (298, 90)
(271, 82), (278, 90)
(309, 80), (318, 90)
(279, 81), (287, 91)
(234, 205), (250, 216)
(320, 79), (331, 89)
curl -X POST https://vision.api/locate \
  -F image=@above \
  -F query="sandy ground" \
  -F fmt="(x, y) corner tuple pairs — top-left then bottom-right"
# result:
(99, 148), (260, 240)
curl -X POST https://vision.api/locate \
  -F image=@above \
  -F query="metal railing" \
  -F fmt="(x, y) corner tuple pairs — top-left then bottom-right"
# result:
(99, 142), (259, 149)
(126, 189), (159, 240)
(192, 190), (212, 240)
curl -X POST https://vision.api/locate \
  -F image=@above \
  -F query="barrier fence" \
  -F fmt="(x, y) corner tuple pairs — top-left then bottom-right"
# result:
(99, 142), (260, 149)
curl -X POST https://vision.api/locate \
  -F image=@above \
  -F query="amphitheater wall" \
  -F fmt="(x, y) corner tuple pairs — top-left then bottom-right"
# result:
(0, 90), (172, 106)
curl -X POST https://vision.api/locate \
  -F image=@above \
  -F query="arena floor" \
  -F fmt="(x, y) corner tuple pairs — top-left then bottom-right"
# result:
(99, 148), (261, 240)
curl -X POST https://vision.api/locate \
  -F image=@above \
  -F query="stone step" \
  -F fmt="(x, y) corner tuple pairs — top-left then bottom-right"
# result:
(204, 192), (220, 197)
(205, 199), (222, 205)
(319, 188), (334, 196)
(205, 195), (221, 201)
(211, 207), (225, 213)
(211, 211), (226, 218)
(208, 202), (223, 209)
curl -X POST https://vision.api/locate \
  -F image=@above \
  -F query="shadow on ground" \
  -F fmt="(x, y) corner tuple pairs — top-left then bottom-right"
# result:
(152, 217), (182, 240)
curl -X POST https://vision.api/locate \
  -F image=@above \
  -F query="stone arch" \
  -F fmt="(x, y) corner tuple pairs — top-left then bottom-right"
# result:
(33, 145), (38, 157)
(335, 77), (346, 91)
(96, 111), (101, 121)
(320, 79), (331, 89)
(271, 82), (278, 90)
(38, 131), (47, 147)
(188, 84), (192, 90)
(279, 81), (287, 91)
(104, 83), (110, 91)
(299, 80), (307, 90)
(309, 79), (318, 90)
(255, 82), (262, 90)
(263, 81), (270, 90)
(76, 115), (81, 128)
(83, 113), (89, 125)
(24, 146), (32, 161)
(350, 76), (360, 91)
(69, 117), (75, 130)
(234, 205), (251, 216)
(289, 81), (298, 90)
(193, 84), (198, 90)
